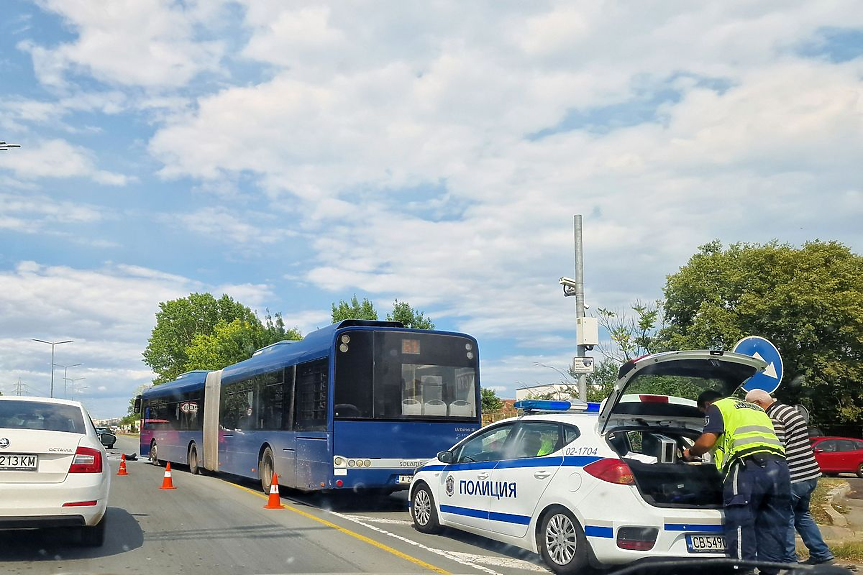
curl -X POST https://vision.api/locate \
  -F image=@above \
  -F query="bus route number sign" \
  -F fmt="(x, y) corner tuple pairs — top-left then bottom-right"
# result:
(180, 402), (199, 414)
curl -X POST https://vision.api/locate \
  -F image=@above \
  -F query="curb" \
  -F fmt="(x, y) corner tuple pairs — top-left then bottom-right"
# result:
(823, 481), (852, 529)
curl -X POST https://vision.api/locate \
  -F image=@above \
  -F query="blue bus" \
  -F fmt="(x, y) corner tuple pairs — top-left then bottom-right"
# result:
(138, 320), (481, 493)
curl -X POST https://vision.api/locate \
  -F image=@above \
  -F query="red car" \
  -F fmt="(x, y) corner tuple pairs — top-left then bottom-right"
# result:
(810, 436), (863, 478)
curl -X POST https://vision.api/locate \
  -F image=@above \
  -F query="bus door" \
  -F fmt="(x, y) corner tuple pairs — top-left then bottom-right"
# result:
(202, 370), (222, 473)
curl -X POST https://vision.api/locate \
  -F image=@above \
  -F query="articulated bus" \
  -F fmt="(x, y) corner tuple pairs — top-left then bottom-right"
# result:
(137, 320), (481, 493)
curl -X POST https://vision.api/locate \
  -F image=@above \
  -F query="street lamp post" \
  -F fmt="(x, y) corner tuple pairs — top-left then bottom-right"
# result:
(32, 339), (73, 398)
(55, 363), (82, 399)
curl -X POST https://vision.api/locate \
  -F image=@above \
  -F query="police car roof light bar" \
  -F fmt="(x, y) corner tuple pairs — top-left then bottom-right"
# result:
(514, 400), (602, 413)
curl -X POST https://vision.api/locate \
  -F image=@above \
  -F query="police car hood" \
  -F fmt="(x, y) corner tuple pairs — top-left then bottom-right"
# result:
(598, 350), (767, 432)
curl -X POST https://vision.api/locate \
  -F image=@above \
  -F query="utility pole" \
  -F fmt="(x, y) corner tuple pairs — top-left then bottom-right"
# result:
(15, 378), (27, 396)
(573, 216), (587, 401)
(560, 215), (598, 402)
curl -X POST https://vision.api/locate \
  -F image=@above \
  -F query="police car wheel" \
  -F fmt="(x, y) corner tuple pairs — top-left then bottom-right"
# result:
(412, 483), (442, 534)
(539, 507), (591, 574)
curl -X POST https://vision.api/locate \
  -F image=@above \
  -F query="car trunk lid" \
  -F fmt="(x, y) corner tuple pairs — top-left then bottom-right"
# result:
(598, 350), (767, 433)
(0, 429), (84, 483)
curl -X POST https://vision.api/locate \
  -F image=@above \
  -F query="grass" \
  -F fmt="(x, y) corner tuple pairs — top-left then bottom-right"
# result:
(798, 541), (863, 563)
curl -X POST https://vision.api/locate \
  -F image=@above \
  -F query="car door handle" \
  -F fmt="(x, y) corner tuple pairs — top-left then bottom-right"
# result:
(534, 471), (551, 479)
(477, 472), (489, 480)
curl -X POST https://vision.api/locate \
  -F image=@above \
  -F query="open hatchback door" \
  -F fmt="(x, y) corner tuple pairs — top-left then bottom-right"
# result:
(599, 350), (768, 434)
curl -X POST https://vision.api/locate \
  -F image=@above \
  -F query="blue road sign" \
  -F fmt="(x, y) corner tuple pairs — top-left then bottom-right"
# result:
(734, 336), (783, 393)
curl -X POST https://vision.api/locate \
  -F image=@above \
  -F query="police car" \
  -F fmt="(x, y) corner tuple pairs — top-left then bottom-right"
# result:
(409, 350), (768, 573)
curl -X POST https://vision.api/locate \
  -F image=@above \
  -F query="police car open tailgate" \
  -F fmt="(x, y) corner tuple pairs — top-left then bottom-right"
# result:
(598, 350), (767, 433)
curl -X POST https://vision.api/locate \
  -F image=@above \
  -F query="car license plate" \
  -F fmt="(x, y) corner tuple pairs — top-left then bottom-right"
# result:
(686, 534), (726, 553)
(397, 475), (413, 484)
(0, 454), (38, 471)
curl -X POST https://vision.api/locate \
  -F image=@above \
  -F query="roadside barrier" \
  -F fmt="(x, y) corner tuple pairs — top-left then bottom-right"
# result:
(264, 473), (283, 509)
(160, 462), (177, 490)
(117, 453), (128, 476)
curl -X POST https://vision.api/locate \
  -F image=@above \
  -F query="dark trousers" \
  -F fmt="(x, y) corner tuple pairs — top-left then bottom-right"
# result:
(723, 456), (792, 574)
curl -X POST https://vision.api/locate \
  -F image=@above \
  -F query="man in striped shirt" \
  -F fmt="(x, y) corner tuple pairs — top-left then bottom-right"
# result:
(746, 389), (834, 565)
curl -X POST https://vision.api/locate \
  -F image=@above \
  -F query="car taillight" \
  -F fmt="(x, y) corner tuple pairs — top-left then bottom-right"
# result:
(638, 394), (669, 403)
(584, 458), (634, 485)
(69, 446), (102, 473)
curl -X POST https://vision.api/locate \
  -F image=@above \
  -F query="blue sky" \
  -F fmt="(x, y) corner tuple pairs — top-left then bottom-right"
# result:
(1, 1), (862, 418)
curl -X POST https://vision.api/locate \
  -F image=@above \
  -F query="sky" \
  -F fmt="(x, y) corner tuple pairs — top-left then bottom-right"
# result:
(1, 1), (862, 418)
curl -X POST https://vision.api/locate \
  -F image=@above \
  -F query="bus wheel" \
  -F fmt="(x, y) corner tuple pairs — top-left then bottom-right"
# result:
(188, 443), (200, 475)
(260, 447), (275, 494)
(411, 483), (442, 534)
(149, 441), (162, 466)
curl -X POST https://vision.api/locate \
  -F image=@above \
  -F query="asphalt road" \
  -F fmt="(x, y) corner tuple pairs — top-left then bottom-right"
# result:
(0, 435), (548, 575)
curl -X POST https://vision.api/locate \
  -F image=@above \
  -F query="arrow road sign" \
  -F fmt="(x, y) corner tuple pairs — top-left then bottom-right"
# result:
(733, 336), (784, 394)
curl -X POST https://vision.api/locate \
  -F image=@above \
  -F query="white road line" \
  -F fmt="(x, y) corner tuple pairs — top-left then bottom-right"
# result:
(330, 511), (504, 575)
(342, 516), (547, 572)
(343, 515), (413, 526)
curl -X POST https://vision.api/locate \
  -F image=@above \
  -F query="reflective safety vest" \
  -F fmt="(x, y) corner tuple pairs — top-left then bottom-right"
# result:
(712, 397), (784, 475)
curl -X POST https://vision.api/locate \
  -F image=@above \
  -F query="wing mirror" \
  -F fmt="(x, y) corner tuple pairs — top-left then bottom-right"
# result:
(99, 433), (116, 447)
(437, 450), (453, 464)
(813, 448), (823, 454)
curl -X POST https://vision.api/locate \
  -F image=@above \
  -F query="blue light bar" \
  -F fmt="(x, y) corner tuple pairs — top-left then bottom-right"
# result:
(585, 402), (600, 413)
(514, 400), (572, 412)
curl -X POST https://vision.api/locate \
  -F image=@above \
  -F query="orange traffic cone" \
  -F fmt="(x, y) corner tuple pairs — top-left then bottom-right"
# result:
(116, 453), (128, 476)
(159, 462), (176, 490)
(264, 473), (282, 509)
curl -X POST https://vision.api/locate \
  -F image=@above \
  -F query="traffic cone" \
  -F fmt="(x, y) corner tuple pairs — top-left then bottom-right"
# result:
(264, 473), (282, 509)
(160, 462), (176, 490)
(116, 453), (128, 476)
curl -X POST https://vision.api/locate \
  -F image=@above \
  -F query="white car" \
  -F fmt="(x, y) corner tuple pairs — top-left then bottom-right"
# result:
(0, 396), (111, 546)
(410, 350), (767, 573)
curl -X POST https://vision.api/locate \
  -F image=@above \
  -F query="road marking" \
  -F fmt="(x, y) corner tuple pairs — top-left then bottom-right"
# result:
(332, 511), (526, 575)
(228, 483), (449, 574)
(343, 514), (413, 526)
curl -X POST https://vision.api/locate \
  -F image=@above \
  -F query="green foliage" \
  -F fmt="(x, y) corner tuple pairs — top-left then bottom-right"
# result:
(387, 299), (435, 329)
(184, 315), (302, 372)
(331, 295), (378, 322)
(583, 358), (620, 402)
(143, 293), (259, 384)
(659, 240), (863, 424)
(595, 301), (662, 363)
(331, 295), (435, 330)
(481, 388), (503, 412)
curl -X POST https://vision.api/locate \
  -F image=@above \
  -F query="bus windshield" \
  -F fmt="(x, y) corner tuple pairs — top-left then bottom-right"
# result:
(334, 330), (478, 420)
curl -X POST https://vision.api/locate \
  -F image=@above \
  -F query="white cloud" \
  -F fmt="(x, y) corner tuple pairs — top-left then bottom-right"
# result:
(0, 191), (104, 233)
(24, 0), (226, 88)
(0, 139), (130, 185)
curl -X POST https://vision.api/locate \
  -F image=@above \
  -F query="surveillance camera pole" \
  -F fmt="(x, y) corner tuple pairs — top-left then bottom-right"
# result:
(573, 215), (587, 401)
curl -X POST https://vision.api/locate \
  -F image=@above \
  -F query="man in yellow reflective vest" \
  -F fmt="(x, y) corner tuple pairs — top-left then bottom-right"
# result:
(682, 390), (792, 574)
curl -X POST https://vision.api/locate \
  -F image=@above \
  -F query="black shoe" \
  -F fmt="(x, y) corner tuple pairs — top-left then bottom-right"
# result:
(802, 557), (834, 565)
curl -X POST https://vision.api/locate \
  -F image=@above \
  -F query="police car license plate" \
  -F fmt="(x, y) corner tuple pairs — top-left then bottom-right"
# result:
(0, 454), (38, 470)
(686, 534), (726, 553)
(397, 475), (413, 484)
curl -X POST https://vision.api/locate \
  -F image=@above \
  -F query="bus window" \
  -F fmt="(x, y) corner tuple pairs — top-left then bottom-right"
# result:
(294, 358), (328, 431)
(334, 330), (478, 420)
(334, 331), (374, 418)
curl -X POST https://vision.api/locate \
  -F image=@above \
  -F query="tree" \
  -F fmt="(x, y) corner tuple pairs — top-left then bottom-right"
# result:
(184, 316), (301, 372)
(658, 240), (863, 425)
(481, 388), (503, 412)
(331, 296), (435, 329)
(595, 301), (662, 363)
(142, 293), (302, 384)
(331, 295), (378, 323)
(387, 299), (435, 329)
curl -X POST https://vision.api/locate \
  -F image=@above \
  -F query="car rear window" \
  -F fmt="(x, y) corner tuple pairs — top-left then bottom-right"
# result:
(0, 401), (86, 433)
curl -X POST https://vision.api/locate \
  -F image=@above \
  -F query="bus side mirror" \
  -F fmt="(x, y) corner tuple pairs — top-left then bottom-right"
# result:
(133, 395), (142, 414)
(437, 450), (453, 464)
